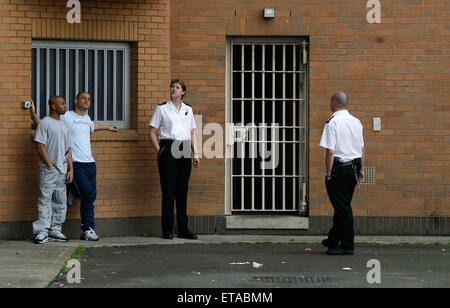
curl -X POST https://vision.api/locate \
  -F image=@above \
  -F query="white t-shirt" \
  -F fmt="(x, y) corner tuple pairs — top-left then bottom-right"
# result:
(149, 101), (196, 140)
(319, 110), (364, 162)
(61, 111), (95, 163)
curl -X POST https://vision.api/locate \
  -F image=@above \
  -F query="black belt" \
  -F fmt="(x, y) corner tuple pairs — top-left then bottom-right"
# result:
(160, 139), (175, 145)
(160, 139), (191, 145)
(159, 139), (191, 152)
(337, 160), (353, 167)
(334, 157), (360, 167)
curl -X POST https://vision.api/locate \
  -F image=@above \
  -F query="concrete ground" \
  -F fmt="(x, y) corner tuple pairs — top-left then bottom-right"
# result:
(0, 235), (449, 288)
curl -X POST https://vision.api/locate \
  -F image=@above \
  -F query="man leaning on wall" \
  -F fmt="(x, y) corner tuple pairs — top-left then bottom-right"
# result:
(29, 93), (118, 241)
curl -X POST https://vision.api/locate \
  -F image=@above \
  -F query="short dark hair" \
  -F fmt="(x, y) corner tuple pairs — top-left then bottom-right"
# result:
(76, 91), (90, 99)
(170, 79), (186, 98)
(331, 91), (348, 108)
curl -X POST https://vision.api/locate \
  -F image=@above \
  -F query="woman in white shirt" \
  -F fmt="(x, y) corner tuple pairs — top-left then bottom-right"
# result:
(149, 79), (200, 240)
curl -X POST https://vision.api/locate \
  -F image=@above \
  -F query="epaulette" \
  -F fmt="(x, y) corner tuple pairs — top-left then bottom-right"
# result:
(325, 115), (334, 124)
(158, 101), (168, 106)
(183, 101), (192, 107)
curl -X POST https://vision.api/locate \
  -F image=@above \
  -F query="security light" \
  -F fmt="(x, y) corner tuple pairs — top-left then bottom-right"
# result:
(264, 8), (275, 18)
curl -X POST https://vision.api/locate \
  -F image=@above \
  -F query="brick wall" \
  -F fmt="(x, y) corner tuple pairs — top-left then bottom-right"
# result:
(0, 0), (449, 232)
(170, 0), (449, 218)
(0, 0), (171, 223)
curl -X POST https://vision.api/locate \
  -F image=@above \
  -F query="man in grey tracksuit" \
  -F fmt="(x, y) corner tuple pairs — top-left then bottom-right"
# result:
(33, 96), (73, 244)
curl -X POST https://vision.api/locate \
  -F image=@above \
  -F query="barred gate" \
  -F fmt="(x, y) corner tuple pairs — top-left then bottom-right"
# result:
(226, 37), (309, 215)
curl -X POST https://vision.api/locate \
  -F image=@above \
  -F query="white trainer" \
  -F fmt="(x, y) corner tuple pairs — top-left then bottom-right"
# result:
(81, 227), (99, 241)
(34, 231), (48, 244)
(48, 230), (69, 242)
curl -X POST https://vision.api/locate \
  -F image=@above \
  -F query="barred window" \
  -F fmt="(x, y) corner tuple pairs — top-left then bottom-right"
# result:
(31, 40), (130, 129)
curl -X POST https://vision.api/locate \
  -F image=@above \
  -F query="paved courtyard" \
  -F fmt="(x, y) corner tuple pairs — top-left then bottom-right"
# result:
(49, 242), (449, 288)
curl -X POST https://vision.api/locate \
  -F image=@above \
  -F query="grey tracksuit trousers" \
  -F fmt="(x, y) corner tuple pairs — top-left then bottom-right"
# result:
(32, 167), (67, 235)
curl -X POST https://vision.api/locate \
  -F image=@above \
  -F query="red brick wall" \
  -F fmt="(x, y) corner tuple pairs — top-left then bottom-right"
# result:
(170, 0), (449, 218)
(0, 0), (449, 226)
(0, 0), (171, 222)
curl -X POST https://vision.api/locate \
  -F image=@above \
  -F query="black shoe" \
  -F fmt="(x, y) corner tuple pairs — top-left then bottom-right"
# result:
(322, 239), (339, 249)
(178, 232), (198, 240)
(326, 248), (354, 255)
(163, 234), (173, 240)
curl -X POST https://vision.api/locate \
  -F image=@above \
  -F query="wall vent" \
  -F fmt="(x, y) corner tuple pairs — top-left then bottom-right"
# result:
(362, 167), (375, 184)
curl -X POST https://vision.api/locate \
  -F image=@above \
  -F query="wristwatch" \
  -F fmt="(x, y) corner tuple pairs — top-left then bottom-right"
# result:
(325, 172), (331, 180)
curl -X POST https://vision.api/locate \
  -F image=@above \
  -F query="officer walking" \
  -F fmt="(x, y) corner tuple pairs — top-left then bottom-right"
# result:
(319, 92), (365, 255)
(149, 79), (200, 240)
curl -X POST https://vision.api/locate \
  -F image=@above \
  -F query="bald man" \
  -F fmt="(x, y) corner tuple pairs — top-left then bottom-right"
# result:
(319, 92), (365, 255)
(33, 96), (73, 244)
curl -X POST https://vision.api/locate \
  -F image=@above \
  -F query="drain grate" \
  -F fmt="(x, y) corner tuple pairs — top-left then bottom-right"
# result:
(253, 276), (331, 284)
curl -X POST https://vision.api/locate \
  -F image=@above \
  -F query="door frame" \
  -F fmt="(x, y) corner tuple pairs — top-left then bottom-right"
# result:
(224, 36), (310, 219)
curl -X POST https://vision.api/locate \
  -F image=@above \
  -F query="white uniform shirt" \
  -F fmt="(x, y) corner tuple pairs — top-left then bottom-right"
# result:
(319, 110), (364, 162)
(61, 111), (95, 163)
(149, 100), (196, 140)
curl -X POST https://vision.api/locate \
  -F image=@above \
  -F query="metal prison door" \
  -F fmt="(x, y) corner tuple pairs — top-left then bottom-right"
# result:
(226, 37), (308, 216)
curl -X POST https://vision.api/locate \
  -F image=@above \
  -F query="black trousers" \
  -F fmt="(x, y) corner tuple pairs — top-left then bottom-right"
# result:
(325, 159), (360, 250)
(157, 140), (192, 236)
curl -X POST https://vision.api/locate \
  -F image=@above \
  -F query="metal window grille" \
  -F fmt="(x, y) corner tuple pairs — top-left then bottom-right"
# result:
(226, 37), (309, 214)
(31, 40), (130, 129)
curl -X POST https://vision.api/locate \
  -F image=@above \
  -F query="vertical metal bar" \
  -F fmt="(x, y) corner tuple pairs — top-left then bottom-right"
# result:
(272, 44), (275, 211)
(230, 43), (234, 211)
(94, 50), (98, 121)
(302, 66), (308, 210)
(36, 48), (40, 116)
(251, 44), (255, 211)
(123, 48), (127, 124)
(282, 44), (286, 211)
(241, 44), (245, 211)
(293, 45), (297, 210)
(75, 49), (79, 96)
(113, 50), (117, 122)
(56, 49), (59, 95)
(46, 48), (50, 115)
(65, 49), (69, 109)
(85, 49), (88, 94)
(261, 44), (265, 211)
(104, 49), (107, 122)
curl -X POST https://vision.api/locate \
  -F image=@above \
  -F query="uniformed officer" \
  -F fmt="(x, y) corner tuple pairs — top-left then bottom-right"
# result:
(149, 79), (200, 240)
(319, 91), (365, 255)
